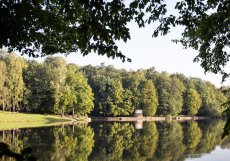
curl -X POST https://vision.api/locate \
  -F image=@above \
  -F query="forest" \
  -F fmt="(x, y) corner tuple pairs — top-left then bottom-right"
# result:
(0, 51), (227, 117)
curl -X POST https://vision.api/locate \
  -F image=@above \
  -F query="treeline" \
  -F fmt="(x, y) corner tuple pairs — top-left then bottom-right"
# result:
(0, 51), (94, 116)
(82, 64), (226, 117)
(0, 51), (227, 117)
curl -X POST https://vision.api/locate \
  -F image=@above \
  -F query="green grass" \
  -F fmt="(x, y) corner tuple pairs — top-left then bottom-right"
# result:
(0, 111), (74, 130)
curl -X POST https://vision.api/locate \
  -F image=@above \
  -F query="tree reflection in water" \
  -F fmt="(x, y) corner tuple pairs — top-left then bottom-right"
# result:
(0, 120), (230, 161)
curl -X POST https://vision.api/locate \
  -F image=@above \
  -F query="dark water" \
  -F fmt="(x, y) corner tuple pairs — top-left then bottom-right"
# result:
(0, 120), (230, 161)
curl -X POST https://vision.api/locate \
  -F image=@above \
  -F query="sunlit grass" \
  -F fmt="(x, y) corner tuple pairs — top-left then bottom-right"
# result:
(0, 111), (74, 130)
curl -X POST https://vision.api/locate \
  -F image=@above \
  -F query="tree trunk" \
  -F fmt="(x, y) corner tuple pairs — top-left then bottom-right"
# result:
(12, 129), (15, 146)
(2, 130), (5, 142)
(61, 124), (65, 132)
(72, 124), (75, 133)
(72, 107), (75, 118)
(61, 110), (64, 117)
(2, 102), (5, 111)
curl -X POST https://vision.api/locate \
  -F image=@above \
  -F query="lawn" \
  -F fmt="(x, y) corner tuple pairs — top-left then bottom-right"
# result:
(0, 111), (74, 130)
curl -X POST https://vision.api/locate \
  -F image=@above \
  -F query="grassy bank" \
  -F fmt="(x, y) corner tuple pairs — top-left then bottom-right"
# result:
(0, 111), (74, 130)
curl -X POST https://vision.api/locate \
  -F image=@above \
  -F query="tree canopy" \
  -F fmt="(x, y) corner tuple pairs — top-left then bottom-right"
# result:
(1, 0), (230, 79)
(0, 52), (227, 117)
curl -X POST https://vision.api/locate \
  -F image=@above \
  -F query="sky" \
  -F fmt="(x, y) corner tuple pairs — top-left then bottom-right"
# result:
(57, 21), (229, 88)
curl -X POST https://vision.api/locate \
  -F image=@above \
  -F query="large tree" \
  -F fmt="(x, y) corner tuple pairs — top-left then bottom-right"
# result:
(0, 60), (8, 111)
(66, 64), (94, 116)
(138, 80), (158, 116)
(23, 60), (54, 113)
(155, 72), (185, 115)
(1, 0), (229, 79)
(183, 87), (202, 116)
(1, 52), (26, 111)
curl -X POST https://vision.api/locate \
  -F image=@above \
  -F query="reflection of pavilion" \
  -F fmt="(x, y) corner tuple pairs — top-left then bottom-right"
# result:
(134, 120), (143, 129)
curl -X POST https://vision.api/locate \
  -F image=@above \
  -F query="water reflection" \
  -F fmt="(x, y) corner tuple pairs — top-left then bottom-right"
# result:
(0, 120), (230, 161)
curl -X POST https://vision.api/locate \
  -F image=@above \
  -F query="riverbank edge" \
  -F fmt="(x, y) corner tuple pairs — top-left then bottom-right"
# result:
(0, 111), (207, 130)
(91, 116), (206, 122)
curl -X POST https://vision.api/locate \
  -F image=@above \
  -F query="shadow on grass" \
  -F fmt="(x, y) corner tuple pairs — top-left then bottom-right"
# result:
(44, 116), (72, 124)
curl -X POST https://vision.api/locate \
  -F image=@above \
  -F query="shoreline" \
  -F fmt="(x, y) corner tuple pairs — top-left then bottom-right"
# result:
(0, 111), (210, 130)
(91, 116), (206, 122)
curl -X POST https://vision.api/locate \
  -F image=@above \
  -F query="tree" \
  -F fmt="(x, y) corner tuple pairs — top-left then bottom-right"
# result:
(118, 89), (134, 116)
(4, 53), (25, 111)
(66, 64), (94, 116)
(183, 88), (202, 116)
(0, 0), (133, 62)
(0, 60), (8, 111)
(23, 60), (54, 113)
(138, 80), (158, 116)
(169, 76), (186, 115)
(122, 71), (146, 110)
(193, 78), (226, 117)
(155, 72), (185, 116)
(1, 1), (230, 79)
(54, 85), (73, 117)
(44, 57), (68, 115)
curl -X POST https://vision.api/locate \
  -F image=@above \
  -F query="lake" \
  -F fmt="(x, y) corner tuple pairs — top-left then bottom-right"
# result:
(0, 120), (230, 161)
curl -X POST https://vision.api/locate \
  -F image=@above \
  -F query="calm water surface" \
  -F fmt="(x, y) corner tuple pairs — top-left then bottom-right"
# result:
(0, 120), (230, 161)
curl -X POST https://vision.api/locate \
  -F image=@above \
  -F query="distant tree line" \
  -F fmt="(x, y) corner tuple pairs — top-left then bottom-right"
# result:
(0, 51), (227, 117)
(0, 51), (94, 116)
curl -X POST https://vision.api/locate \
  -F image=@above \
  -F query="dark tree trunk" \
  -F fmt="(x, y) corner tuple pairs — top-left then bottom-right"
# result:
(72, 107), (75, 118)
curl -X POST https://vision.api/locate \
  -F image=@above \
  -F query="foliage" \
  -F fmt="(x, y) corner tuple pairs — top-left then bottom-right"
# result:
(1, 1), (230, 81)
(0, 52), (227, 117)
(2, 0), (230, 135)
(23, 56), (94, 116)
(0, 51), (25, 112)
(0, 60), (8, 111)
(183, 87), (202, 116)
(66, 64), (94, 116)
(138, 80), (158, 116)
(0, 0), (134, 62)
(193, 79), (227, 117)
(155, 72), (185, 115)
(23, 60), (54, 113)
